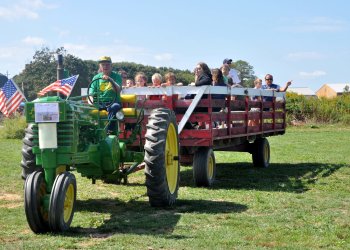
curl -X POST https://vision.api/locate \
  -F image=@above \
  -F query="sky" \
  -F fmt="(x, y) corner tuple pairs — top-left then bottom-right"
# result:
(0, 0), (349, 91)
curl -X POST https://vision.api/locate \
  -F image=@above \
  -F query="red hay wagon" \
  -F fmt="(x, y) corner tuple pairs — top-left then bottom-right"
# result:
(121, 85), (286, 187)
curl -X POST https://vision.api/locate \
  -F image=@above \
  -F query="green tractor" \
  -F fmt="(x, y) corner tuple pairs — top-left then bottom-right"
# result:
(21, 79), (180, 233)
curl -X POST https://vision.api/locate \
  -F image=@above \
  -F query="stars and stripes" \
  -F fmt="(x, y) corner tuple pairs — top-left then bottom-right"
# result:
(38, 75), (79, 96)
(0, 79), (25, 117)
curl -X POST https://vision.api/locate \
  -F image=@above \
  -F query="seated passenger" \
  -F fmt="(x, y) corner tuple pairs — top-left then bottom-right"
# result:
(149, 73), (163, 100)
(194, 62), (212, 86)
(220, 64), (232, 86)
(126, 79), (134, 87)
(186, 62), (212, 99)
(211, 68), (226, 112)
(134, 72), (148, 102)
(135, 72), (148, 87)
(161, 72), (180, 101)
(151, 73), (162, 87)
(186, 62), (212, 129)
(262, 74), (292, 102)
(249, 78), (262, 126)
(162, 72), (176, 87)
(252, 78), (262, 101)
(119, 70), (128, 87)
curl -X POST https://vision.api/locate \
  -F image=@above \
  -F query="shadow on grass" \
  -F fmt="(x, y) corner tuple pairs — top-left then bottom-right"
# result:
(180, 162), (345, 193)
(66, 198), (247, 238)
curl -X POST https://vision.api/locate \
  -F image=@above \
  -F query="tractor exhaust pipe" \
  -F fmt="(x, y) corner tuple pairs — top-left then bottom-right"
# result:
(57, 54), (64, 81)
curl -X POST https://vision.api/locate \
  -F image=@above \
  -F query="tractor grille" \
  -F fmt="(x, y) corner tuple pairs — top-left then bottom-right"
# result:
(32, 110), (74, 149)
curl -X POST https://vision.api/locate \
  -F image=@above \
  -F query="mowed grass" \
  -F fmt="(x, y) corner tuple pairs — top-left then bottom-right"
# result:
(0, 125), (349, 249)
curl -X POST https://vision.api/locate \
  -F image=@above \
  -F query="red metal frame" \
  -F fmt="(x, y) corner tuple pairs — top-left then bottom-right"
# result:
(119, 92), (286, 150)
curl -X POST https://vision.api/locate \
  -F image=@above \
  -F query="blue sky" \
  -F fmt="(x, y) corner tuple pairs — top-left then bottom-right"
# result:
(0, 0), (349, 91)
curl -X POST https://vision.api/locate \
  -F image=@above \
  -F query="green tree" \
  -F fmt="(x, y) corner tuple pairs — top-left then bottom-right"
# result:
(231, 60), (256, 87)
(14, 47), (91, 100)
(14, 47), (57, 100)
(63, 54), (90, 96)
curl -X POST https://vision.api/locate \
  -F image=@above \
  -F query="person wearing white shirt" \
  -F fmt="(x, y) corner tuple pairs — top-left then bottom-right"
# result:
(223, 58), (241, 84)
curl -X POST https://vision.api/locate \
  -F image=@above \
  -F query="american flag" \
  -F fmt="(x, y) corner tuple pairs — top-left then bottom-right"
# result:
(38, 75), (79, 96)
(0, 79), (25, 117)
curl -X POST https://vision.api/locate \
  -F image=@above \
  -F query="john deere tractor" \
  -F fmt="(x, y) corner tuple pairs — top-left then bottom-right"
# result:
(20, 77), (180, 233)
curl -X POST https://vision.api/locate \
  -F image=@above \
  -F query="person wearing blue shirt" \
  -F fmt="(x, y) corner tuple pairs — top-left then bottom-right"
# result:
(262, 74), (292, 101)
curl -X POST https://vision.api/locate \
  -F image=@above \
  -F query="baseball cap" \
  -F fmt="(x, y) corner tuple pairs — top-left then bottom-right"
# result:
(98, 56), (112, 63)
(223, 58), (232, 64)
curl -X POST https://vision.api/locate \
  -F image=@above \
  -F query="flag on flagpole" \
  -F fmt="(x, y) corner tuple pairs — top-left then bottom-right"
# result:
(38, 75), (79, 96)
(0, 79), (25, 117)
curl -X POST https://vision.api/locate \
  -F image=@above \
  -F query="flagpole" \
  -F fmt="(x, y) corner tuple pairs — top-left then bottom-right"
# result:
(57, 54), (64, 98)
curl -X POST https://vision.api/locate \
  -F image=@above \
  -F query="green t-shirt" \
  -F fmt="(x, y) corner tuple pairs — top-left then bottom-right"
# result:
(90, 71), (122, 104)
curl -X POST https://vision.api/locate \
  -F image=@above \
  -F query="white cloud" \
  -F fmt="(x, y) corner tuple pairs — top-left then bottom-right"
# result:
(0, 5), (38, 20)
(287, 52), (324, 61)
(0, 39), (175, 76)
(0, 0), (57, 21)
(0, 47), (15, 59)
(58, 30), (70, 37)
(154, 53), (173, 62)
(22, 36), (45, 45)
(21, 0), (56, 9)
(283, 16), (347, 33)
(299, 70), (326, 78)
(0, 46), (34, 75)
(62, 42), (149, 63)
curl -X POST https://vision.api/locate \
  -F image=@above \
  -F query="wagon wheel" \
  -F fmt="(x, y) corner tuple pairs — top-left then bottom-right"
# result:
(252, 138), (270, 168)
(21, 124), (42, 179)
(48, 172), (76, 232)
(144, 108), (180, 207)
(24, 170), (49, 233)
(193, 147), (216, 187)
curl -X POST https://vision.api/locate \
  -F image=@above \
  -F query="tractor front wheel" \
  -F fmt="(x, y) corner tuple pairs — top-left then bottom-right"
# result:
(24, 170), (49, 233)
(48, 172), (76, 232)
(144, 108), (180, 207)
(193, 147), (216, 187)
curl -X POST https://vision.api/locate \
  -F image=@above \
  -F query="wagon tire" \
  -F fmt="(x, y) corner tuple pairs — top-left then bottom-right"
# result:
(252, 138), (270, 168)
(144, 108), (180, 207)
(193, 147), (216, 187)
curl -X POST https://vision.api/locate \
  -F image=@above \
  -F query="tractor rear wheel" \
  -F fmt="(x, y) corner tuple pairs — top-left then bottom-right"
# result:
(144, 108), (180, 207)
(252, 138), (270, 168)
(24, 170), (49, 233)
(21, 124), (41, 179)
(48, 172), (76, 232)
(193, 147), (216, 187)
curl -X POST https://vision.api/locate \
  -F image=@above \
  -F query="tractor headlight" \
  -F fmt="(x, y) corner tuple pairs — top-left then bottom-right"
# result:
(116, 111), (124, 121)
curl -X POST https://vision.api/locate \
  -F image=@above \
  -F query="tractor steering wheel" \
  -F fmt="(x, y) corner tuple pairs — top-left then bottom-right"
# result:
(87, 77), (118, 109)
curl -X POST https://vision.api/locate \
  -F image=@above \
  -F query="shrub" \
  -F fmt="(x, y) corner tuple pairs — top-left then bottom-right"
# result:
(0, 114), (27, 139)
(286, 93), (350, 125)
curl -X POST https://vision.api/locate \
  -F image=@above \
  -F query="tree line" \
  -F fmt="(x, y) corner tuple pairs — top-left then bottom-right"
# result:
(13, 47), (256, 101)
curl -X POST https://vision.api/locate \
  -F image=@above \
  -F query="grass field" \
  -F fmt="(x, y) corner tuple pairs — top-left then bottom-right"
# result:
(0, 125), (349, 249)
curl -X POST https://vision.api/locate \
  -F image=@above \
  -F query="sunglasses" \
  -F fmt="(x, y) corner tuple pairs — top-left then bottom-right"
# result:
(265, 78), (273, 80)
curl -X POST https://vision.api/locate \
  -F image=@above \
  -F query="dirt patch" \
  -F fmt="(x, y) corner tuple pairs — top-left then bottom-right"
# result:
(0, 193), (22, 209)
(0, 193), (22, 201)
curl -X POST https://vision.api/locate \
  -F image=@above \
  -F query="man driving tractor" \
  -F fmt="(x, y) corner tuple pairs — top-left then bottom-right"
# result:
(89, 56), (122, 134)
